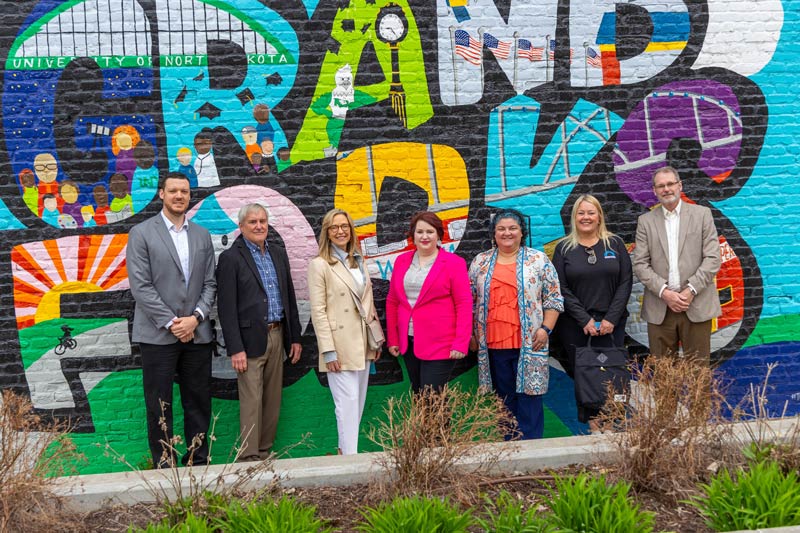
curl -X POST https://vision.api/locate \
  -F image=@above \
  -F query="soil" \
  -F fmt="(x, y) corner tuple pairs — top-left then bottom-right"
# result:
(78, 464), (714, 532)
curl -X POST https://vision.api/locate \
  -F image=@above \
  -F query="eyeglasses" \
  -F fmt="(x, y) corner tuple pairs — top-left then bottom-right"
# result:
(34, 163), (57, 171)
(328, 224), (351, 233)
(585, 247), (597, 265)
(654, 180), (681, 190)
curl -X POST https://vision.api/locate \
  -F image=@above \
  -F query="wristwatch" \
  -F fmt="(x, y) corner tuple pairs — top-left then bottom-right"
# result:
(540, 325), (552, 336)
(193, 310), (203, 322)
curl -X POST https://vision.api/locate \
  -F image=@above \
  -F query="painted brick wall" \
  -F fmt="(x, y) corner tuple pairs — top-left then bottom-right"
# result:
(0, 0), (797, 474)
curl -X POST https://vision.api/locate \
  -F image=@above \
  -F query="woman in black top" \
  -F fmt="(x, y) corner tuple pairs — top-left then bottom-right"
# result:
(552, 194), (633, 432)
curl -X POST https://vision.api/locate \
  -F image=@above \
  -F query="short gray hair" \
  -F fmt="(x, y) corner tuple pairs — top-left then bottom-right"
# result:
(652, 166), (680, 185)
(237, 203), (268, 225)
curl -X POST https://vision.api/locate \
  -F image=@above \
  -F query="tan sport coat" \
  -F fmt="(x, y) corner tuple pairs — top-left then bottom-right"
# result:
(633, 201), (722, 325)
(308, 256), (378, 372)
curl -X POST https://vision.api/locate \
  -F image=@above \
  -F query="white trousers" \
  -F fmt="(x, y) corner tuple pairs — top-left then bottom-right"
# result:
(327, 367), (370, 455)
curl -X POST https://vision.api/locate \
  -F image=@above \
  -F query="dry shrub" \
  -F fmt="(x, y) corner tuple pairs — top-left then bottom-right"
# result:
(100, 411), (294, 525)
(597, 355), (735, 499)
(0, 390), (84, 532)
(367, 384), (517, 501)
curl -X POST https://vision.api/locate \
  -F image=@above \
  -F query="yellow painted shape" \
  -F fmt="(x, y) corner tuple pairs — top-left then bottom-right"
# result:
(35, 281), (103, 324)
(335, 142), (469, 236)
(598, 41), (686, 54)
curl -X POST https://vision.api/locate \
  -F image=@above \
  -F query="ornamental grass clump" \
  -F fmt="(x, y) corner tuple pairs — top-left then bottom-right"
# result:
(212, 495), (333, 533)
(597, 354), (734, 499)
(687, 460), (800, 532)
(476, 490), (557, 533)
(544, 472), (655, 533)
(367, 384), (517, 499)
(356, 494), (474, 533)
(0, 390), (83, 533)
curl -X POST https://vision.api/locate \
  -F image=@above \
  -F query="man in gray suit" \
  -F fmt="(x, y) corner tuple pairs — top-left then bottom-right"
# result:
(633, 166), (722, 360)
(127, 172), (216, 467)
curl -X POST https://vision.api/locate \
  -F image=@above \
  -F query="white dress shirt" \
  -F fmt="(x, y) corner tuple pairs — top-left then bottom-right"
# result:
(663, 200), (682, 292)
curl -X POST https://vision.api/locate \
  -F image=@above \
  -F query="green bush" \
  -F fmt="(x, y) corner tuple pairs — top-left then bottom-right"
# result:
(688, 460), (800, 531)
(545, 473), (655, 533)
(213, 496), (333, 533)
(476, 490), (557, 533)
(356, 494), (474, 533)
(131, 512), (214, 532)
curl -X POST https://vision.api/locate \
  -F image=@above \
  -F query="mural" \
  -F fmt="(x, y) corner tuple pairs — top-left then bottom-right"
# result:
(0, 0), (797, 473)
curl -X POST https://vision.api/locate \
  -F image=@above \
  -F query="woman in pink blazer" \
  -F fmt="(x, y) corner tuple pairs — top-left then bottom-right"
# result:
(386, 212), (473, 393)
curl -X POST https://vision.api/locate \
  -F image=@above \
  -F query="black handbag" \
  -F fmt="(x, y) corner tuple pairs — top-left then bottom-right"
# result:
(574, 336), (630, 410)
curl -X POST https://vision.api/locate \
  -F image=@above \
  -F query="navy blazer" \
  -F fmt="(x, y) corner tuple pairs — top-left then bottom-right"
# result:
(216, 234), (302, 358)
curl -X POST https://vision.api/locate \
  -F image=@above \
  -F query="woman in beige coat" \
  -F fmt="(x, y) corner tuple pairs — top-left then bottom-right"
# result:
(308, 208), (380, 455)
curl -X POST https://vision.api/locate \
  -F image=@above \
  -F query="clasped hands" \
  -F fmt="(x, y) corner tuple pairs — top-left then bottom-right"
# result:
(661, 287), (694, 313)
(170, 315), (199, 343)
(582, 319), (615, 337)
(386, 346), (465, 360)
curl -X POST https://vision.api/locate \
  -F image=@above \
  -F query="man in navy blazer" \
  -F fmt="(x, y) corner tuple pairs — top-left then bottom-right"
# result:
(127, 173), (216, 467)
(216, 203), (302, 461)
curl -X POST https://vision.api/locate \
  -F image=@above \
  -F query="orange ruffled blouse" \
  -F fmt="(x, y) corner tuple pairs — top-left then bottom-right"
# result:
(486, 262), (521, 349)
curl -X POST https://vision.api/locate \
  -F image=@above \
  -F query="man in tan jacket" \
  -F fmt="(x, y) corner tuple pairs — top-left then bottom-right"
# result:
(633, 166), (722, 360)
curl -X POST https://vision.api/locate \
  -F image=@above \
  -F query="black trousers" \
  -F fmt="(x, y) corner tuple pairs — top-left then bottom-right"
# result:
(140, 341), (212, 467)
(403, 336), (456, 394)
(555, 315), (627, 423)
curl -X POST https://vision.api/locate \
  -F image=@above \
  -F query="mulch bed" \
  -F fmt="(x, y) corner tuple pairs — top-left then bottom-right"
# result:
(79, 463), (713, 532)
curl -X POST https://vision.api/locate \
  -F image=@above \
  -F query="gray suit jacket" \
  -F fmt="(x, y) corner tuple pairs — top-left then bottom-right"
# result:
(633, 201), (722, 325)
(127, 212), (217, 344)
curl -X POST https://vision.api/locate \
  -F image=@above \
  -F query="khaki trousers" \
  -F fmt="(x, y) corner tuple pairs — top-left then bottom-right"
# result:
(647, 309), (712, 362)
(237, 325), (284, 460)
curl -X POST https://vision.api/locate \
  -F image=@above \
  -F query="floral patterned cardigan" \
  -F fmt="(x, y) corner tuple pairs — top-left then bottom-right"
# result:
(469, 247), (564, 395)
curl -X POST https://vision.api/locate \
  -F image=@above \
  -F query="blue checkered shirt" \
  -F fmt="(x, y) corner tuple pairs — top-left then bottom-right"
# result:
(243, 237), (284, 323)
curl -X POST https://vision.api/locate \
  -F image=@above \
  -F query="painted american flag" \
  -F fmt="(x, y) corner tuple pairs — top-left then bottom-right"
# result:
(586, 46), (602, 68)
(483, 32), (511, 60)
(454, 29), (481, 65)
(517, 38), (544, 61)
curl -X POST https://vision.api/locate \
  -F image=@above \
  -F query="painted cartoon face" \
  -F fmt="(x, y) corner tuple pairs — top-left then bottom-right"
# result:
(334, 64), (353, 89)
(18, 169), (35, 188)
(253, 103), (270, 124)
(33, 153), (58, 183)
(328, 213), (351, 249)
(575, 201), (600, 236)
(653, 170), (683, 209)
(413, 220), (438, 255)
(60, 182), (79, 204)
(194, 136), (212, 155)
(81, 206), (94, 222)
(242, 128), (257, 145)
(260, 139), (274, 156)
(177, 150), (193, 166)
(93, 185), (109, 207)
(109, 174), (128, 199)
(494, 218), (523, 252)
(43, 196), (58, 212)
(116, 132), (133, 151)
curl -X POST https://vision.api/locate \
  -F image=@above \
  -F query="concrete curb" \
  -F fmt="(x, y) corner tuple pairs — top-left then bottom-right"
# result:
(53, 433), (616, 512)
(52, 417), (799, 533)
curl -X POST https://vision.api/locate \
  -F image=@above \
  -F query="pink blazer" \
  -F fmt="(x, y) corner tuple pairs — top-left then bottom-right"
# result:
(386, 249), (473, 360)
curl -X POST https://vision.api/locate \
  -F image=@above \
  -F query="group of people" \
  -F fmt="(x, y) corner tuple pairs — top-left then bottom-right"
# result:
(127, 164), (722, 467)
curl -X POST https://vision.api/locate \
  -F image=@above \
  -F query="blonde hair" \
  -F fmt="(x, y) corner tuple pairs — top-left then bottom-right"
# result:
(318, 209), (359, 267)
(559, 194), (615, 252)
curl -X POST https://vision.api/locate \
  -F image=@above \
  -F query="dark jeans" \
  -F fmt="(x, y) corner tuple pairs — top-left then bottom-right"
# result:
(140, 341), (212, 467)
(489, 348), (544, 440)
(403, 336), (456, 394)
